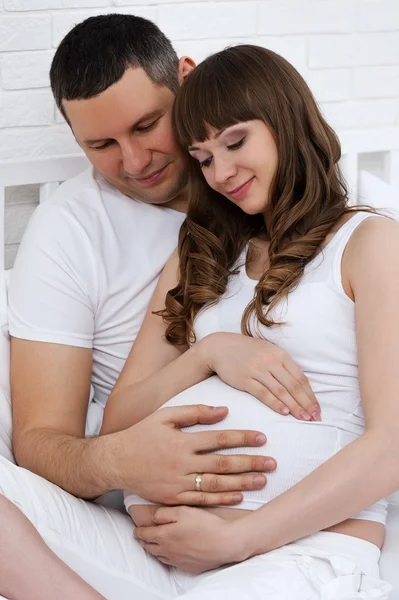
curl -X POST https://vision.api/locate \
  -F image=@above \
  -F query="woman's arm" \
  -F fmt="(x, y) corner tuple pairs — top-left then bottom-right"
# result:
(133, 217), (399, 570)
(101, 251), (212, 434)
(101, 250), (319, 435)
(234, 216), (399, 557)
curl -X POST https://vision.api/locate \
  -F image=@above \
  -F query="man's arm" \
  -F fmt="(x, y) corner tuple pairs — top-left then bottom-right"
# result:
(9, 200), (274, 503)
(11, 337), (276, 503)
(11, 339), (115, 498)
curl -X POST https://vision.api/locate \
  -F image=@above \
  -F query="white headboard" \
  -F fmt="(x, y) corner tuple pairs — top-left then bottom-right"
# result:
(0, 153), (89, 271)
(0, 127), (398, 271)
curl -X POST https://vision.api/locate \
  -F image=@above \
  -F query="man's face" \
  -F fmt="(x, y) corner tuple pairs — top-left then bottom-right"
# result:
(63, 67), (189, 211)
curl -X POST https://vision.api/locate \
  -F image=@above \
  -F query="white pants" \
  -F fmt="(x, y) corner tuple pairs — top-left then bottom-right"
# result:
(0, 456), (391, 600)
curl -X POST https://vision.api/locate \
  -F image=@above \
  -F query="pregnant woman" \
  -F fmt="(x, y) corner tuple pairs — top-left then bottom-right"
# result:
(101, 45), (398, 598)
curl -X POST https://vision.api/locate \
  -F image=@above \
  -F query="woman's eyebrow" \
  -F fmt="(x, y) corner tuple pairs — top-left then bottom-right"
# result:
(188, 125), (246, 151)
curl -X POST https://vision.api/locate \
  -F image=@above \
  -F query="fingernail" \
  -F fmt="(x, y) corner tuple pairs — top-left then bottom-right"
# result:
(311, 411), (321, 421)
(300, 411), (311, 421)
(280, 406), (290, 415)
(256, 434), (266, 444)
(264, 458), (275, 470)
(233, 494), (242, 503)
(255, 475), (266, 487)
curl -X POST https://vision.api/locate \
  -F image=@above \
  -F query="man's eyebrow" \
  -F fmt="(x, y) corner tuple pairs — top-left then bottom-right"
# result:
(84, 110), (163, 145)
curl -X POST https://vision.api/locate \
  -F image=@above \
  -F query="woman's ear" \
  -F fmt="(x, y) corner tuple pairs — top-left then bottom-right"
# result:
(178, 56), (196, 84)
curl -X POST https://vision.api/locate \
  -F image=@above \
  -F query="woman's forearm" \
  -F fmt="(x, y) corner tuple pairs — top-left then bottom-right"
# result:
(235, 430), (399, 560)
(101, 342), (212, 434)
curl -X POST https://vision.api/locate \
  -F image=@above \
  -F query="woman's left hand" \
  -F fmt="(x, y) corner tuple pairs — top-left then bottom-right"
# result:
(133, 506), (249, 573)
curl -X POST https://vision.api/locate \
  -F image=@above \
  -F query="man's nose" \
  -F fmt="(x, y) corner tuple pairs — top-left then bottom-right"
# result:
(121, 142), (152, 176)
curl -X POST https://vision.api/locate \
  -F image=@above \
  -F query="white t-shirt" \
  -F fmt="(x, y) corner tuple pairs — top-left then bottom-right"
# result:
(8, 167), (185, 434)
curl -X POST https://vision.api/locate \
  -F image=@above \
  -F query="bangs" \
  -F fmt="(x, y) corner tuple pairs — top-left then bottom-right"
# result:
(173, 47), (261, 148)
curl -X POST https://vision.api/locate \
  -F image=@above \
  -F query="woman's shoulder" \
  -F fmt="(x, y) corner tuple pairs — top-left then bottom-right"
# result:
(343, 213), (399, 289)
(347, 213), (399, 254)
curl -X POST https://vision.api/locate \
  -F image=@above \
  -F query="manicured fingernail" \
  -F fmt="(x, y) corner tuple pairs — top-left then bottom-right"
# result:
(280, 406), (290, 415)
(311, 411), (321, 421)
(264, 459), (275, 470)
(256, 434), (266, 444)
(233, 494), (242, 503)
(300, 411), (311, 421)
(255, 476), (266, 487)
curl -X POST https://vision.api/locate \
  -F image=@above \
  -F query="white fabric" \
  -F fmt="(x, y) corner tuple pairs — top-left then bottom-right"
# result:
(126, 213), (386, 525)
(0, 456), (390, 600)
(0, 270), (13, 464)
(380, 505), (399, 597)
(0, 170), (398, 597)
(7, 167), (185, 434)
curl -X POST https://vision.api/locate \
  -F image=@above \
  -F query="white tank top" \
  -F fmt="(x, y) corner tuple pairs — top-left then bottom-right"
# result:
(130, 212), (387, 524)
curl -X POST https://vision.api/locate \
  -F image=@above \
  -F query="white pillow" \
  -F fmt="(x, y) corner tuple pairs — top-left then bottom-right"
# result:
(0, 270), (14, 463)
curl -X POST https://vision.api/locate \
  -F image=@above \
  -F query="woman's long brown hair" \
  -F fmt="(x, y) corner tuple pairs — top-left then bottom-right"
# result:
(161, 45), (369, 345)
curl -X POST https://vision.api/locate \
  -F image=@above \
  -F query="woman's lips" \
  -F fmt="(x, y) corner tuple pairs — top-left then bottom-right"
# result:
(227, 176), (255, 200)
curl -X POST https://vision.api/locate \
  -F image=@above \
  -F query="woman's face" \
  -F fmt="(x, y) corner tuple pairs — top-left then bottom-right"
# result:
(188, 120), (278, 215)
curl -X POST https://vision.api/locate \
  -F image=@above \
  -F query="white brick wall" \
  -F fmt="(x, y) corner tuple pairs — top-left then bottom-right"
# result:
(1, 0), (399, 266)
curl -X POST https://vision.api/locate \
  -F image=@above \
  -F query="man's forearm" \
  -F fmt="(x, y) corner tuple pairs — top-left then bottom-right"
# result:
(14, 427), (122, 499)
(237, 430), (399, 559)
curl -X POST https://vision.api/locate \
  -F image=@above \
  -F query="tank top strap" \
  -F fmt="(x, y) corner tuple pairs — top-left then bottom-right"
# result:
(328, 211), (380, 293)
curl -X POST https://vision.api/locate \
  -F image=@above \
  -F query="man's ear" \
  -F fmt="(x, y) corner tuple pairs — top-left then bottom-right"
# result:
(177, 56), (196, 84)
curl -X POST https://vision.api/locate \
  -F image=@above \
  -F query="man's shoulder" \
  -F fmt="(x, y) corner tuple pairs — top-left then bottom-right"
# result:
(30, 167), (134, 233)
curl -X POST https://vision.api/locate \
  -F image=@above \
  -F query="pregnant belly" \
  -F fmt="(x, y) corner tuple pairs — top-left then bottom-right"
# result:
(166, 375), (347, 510)
(131, 376), (384, 547)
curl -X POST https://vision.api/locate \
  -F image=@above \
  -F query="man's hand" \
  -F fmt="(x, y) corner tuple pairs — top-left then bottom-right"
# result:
(134, 506), (245, 573)
(113, 404), (276, 506)
(199, 332), (320, 421)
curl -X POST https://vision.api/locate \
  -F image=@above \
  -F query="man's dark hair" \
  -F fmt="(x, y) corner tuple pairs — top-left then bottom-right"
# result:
(50, 13), (180, 122)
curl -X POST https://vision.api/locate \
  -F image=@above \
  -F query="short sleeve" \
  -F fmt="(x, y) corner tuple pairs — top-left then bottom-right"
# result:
(8, 202), (96, 348)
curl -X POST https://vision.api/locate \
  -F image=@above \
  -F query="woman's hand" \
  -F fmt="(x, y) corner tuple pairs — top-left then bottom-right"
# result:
(134, 506), (248, 573)
(199, 332), (320, 421)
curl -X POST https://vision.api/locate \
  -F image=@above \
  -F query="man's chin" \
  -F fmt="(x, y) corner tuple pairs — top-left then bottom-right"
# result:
(120, 183), (176, 207)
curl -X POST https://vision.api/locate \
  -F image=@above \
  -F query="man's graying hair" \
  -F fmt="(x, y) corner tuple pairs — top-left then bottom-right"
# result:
(50, 13), (180, 123)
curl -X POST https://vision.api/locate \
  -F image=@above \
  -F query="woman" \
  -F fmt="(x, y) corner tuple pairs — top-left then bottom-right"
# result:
(101, 46), (398, 598)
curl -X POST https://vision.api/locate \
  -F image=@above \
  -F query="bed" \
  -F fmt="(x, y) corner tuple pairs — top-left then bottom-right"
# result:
(0, 133), (398, 596)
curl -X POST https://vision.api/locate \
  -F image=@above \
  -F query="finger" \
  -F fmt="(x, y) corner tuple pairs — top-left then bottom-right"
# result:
(189, 429), (266, 452)
(255, 372), (313, 421)
(196, 453), (276, 474)
(152, 507), (180, 525)
(134, 525), (162, 544)
(172, 491), (244, 507)
(161, 404), (229, 427)
(136, 540), (166, 558)
(245, 378), (293, 417)
(184, 472), (268, 494)
(272, 361), (320, 420)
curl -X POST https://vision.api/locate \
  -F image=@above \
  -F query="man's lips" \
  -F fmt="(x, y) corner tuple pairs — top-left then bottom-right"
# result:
(135, 164), (169, 185)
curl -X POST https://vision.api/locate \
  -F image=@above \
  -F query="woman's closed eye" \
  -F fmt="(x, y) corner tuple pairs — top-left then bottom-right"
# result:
(199, 156), (213, 169)
(227, 136), (246, 151)
(198, 137), (246, 169)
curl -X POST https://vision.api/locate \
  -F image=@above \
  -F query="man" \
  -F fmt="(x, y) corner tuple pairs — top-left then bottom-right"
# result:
(0, 13), (306, 599)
